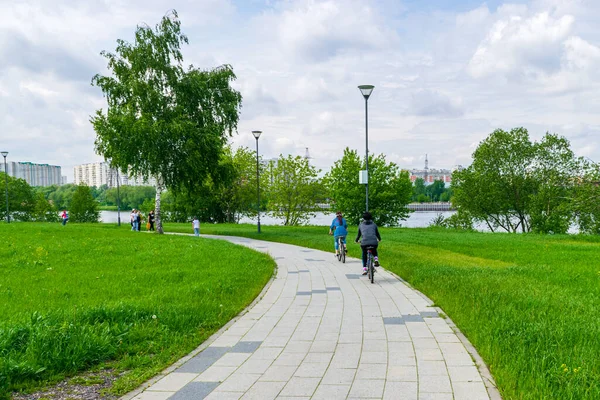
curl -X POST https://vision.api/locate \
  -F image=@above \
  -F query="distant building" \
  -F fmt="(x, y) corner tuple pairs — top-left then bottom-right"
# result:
(73, 162), (156, 188)
(410, 168), (453, 185)
(6, 161), (62, 187)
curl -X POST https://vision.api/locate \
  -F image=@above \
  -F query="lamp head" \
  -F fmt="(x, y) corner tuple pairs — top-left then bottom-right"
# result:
(0, 151), (7, 158)
(252, 130), (262, 139)
(358, 85), (375, 99)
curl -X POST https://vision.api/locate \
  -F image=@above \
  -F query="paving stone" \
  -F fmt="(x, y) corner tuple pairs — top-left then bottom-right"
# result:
(348, 379), (385, 398)
(383, 381), (418, 400)
(279, 377), (320, 397)
(169, 382), (219, 399)
(176, 347), (229, 373)
(240, 381), (286, 400)
(321, 368), (357, 385)
(194, 366), (237, 382)
(133, 392), (174, 400)
(383, 317), (405, 325)
(230, 341), (263, 353)
(151, 373), (197, 392)
(312, 384), (351, 399)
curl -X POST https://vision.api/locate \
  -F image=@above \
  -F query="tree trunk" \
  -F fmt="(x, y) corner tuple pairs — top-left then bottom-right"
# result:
(155, 176), (164, 234)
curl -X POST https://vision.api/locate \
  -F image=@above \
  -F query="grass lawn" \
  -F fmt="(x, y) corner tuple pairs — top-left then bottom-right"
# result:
(0, 223), (275, 398)
(164, 222), (600, 400)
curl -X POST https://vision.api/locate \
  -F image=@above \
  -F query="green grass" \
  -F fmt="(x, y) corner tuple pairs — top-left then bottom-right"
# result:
(165, 223), (600, 400)
(0, 223), (275, 398)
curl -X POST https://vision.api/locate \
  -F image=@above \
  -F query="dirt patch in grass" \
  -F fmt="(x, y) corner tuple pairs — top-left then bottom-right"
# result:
(12, 370), (121, 400)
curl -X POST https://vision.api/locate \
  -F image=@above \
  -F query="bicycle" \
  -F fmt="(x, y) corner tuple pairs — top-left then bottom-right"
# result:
(336, 236), (346, 263)
(365, 246), (376, 284)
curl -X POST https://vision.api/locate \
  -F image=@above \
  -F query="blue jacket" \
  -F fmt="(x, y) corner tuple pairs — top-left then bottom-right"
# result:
(330, 217), (348, 237)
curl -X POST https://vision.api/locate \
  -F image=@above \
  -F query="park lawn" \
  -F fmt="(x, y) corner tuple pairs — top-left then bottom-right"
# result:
(165, 222), (600, 400)
(0, 223), (275, 398)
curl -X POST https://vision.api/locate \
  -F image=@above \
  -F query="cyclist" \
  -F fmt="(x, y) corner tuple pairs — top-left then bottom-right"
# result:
(329, 211), (348, 257)
(355, 211), (381, 275)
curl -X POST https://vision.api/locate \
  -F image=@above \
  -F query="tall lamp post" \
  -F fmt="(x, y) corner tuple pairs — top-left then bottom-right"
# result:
(252, 131), (262, 233)
(1, 151), (8, 223)
(116, 169), (121, 226)
(358, 85), (374, 212)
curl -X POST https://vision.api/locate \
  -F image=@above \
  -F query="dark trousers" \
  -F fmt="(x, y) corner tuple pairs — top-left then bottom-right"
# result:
(361, 245), (378, 268)
(150, 222), (154, 231)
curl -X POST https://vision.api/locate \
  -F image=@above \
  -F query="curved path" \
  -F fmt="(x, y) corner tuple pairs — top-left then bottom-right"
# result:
(126, 236), (498, 400)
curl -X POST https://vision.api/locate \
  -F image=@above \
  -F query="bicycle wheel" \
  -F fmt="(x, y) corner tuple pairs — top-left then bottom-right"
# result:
(341, 246), (346, 263)
(369, 255), (375, 284)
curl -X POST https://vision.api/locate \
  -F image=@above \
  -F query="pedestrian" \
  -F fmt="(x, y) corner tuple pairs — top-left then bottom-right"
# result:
(148, 210), (155, 231)
(61, 210), (69, 226)
(192, 217), (200, 237)
(137, 210), (142, 231)
(131, 209), (138, 231)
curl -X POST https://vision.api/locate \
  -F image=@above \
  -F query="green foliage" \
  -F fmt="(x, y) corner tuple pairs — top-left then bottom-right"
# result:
(32, 192), (59, 222)
(264, 155), (325, 226)
(573, 161), (600, 234)
(453, 128), (579, 233)
(0, 173), (35, 222)
(0, 223), (274, 397)
(103, 186), (156, 210)
(91, 10), (242, 233)
(162, 146), (263, 223)
(69, 185), (100, 223)
(39, 184), (78, 211)
(325, 148), (412, 226)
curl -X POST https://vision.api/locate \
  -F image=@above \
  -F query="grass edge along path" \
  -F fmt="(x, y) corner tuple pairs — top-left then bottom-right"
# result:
(163, 223), (600, 400)
(0, 224), (275, 399)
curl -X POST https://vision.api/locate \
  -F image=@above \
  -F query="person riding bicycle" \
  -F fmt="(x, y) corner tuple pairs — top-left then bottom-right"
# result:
(329, 211), (348, 256)
(355, 211), (381, 275)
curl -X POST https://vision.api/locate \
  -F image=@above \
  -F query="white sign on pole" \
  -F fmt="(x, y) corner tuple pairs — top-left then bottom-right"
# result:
(359, 170), (368, 184)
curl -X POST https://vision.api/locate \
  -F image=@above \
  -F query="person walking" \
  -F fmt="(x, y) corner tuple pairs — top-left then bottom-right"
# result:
(61, 210), (69, 226)
(192, 217), (200, 237)
(131, 209), (138, 231)
(148, 210), (155, 231)
(136, 210), (142, 231)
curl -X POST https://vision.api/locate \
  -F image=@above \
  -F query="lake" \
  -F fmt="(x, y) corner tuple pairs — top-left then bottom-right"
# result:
(99, 210), (456, 228)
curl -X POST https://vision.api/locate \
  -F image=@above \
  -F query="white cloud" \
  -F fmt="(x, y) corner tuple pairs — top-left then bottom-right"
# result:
(265, 0), (398, 63)
(468, 12), (574, 79)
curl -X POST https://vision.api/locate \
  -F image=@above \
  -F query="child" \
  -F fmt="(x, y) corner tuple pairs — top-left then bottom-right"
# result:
(192, 217), (200, 237)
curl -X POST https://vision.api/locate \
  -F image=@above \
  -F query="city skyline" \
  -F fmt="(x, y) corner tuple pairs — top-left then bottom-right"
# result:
(2, 0), (600, 182)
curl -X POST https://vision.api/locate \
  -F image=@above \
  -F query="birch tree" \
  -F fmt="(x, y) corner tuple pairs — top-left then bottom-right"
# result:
(91, 11), (242, 233)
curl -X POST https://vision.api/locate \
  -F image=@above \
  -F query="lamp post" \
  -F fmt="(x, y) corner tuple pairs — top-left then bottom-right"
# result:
(1, 151), (8, 223)
(358, 85), (374, 212)
(116, 169), (121, 226)
(252, 131), (262, 233)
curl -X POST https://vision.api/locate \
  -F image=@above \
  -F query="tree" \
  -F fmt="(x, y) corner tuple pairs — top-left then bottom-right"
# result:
(325, 148), (412, 226)
(0, 173), (35, 221)
(32, 192), (59, 222)
(265, 155), (325, 226)
(91, 11), (242, 233)
(70, 185), (100, 223)
(426, 180), (447, 201)
(452, 128), (577, 233)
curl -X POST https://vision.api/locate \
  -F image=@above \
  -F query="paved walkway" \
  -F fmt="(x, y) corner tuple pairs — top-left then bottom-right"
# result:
(126, 236), (497, 400)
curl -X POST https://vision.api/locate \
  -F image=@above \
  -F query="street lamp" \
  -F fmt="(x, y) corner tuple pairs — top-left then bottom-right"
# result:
(1, 151), (8, 223)
(116, 169), (121, 226)
(358, 85), (374, 212)
(252, 131), (262, 233)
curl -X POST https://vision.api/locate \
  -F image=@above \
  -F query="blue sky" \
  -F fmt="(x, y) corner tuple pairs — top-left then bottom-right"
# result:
(1, 0), (600, 181)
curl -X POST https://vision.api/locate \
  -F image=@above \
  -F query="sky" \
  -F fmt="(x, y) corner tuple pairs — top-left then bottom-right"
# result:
(1, 0), (600, 182)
